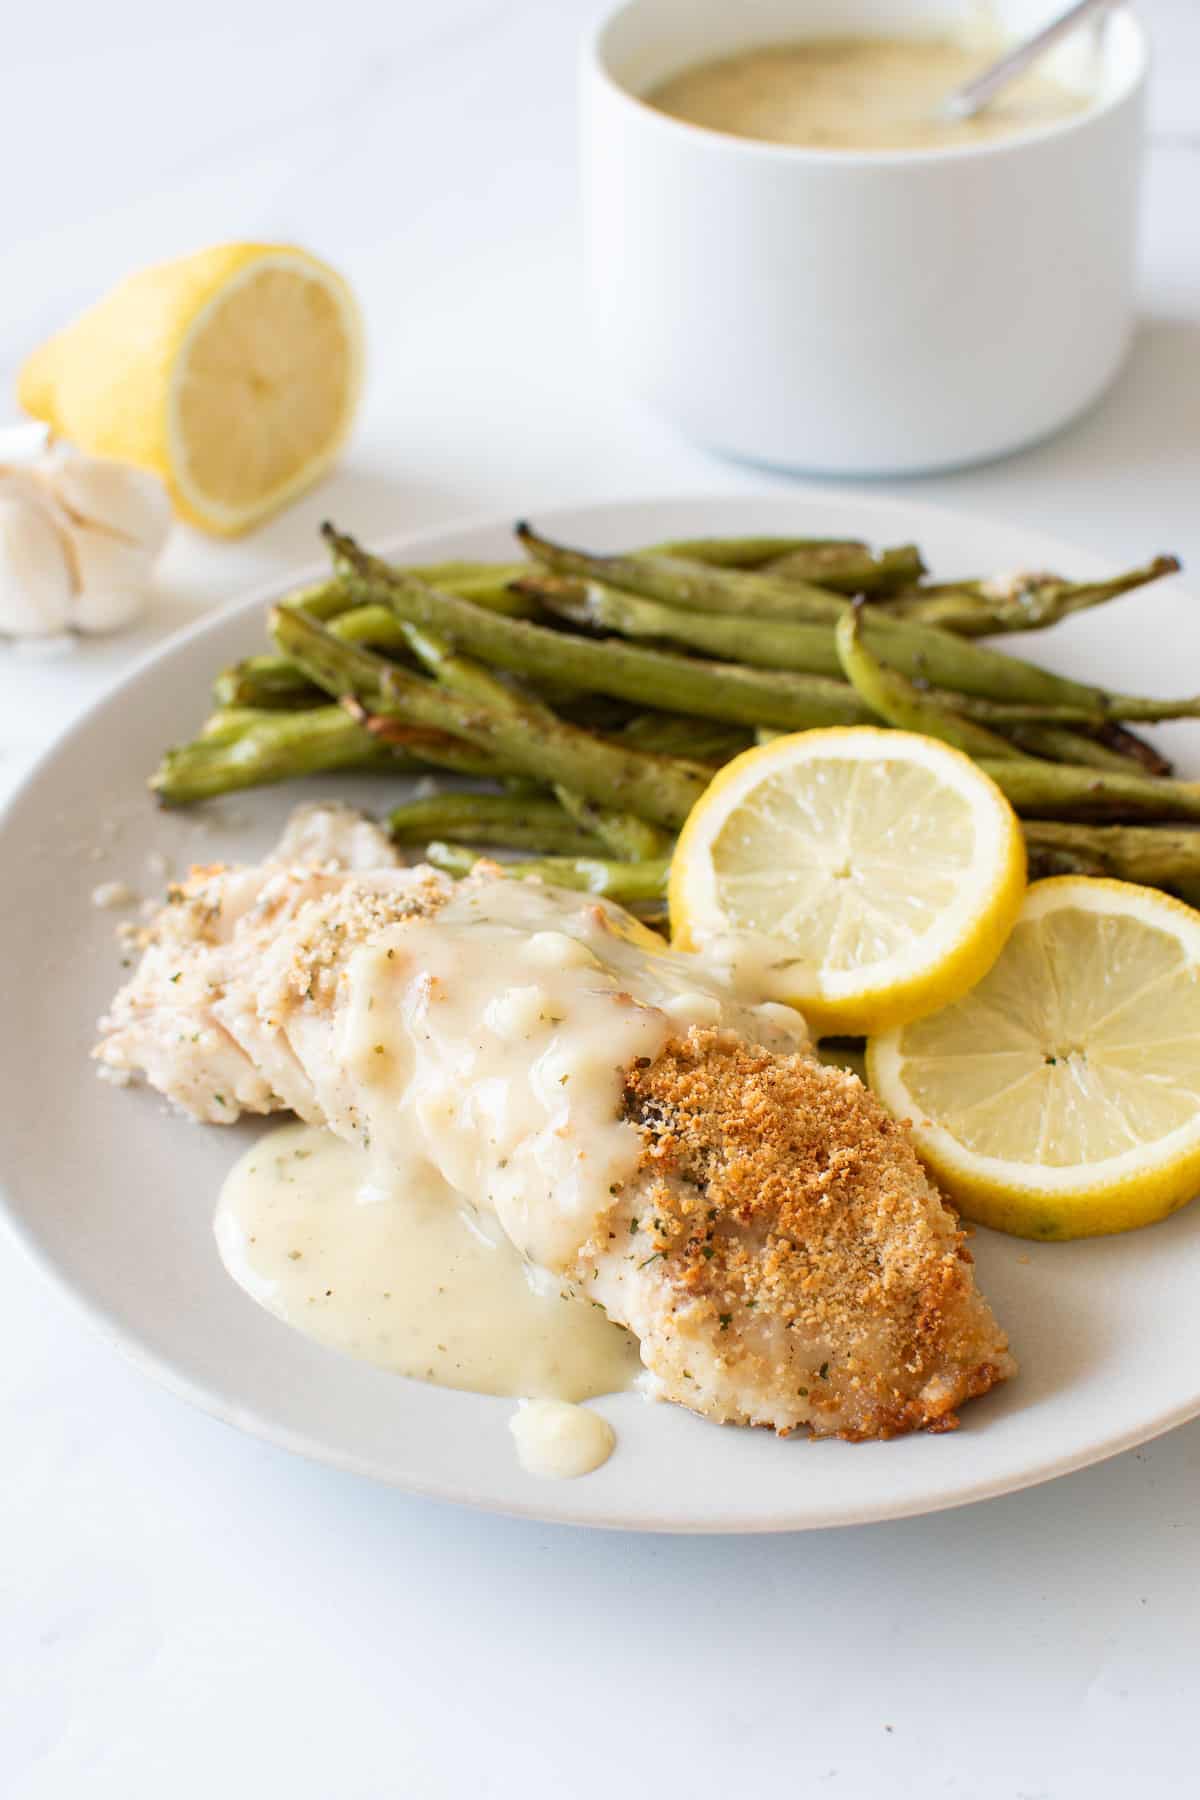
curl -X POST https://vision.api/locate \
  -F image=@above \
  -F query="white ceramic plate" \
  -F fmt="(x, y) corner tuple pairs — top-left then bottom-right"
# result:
(3, 493), (1199, 1533)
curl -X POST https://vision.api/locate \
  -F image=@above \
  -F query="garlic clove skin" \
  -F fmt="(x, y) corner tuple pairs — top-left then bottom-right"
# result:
(0, 465), (70, 529)
(61, 523), (155, 635)
(0, 492), (75, 637)
(43, 446), (171, 557)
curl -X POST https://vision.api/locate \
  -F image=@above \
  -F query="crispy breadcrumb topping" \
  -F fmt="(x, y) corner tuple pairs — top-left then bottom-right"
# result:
(610, 1029), (1013, 1438)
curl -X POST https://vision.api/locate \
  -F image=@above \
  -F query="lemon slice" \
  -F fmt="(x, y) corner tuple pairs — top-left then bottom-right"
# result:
(18, 243), (363, 536)
(669, 726), (1026, 1036)
(868, 877), (1200, 1240)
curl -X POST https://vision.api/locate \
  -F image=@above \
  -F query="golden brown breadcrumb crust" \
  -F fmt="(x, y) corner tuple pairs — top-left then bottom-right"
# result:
(620, 1028), (1014, 1440)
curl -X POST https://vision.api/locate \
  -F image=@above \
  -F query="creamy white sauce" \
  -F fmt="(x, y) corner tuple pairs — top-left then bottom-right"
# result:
(687, 928), (824, 1006)
(509, 1400), (616, 1480)
(329, 880), (808, 1272)
(647, 36), (1088, 153)
(216, 1121), (642, 1400)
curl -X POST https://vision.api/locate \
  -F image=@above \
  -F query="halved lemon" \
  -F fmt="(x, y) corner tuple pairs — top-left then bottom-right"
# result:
(18, 243), (363, 535)
(868, 877), (1200, 1240)
(669, 727), (1026, 1036)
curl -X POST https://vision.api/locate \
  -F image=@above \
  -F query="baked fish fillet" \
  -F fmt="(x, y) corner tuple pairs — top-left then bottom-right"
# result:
(96, 807), (1015, 1439)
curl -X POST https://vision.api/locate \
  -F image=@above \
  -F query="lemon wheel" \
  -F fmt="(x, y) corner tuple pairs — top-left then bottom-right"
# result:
(669, 727), (1026, 1036)
(868, 877), (1200, 1240)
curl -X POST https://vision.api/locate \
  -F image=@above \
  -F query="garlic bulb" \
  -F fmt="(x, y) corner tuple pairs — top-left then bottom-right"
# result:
(0, 436), (170, 639)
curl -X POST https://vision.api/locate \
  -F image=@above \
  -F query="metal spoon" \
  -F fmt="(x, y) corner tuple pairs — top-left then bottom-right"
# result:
(942, 0), (1115, 122)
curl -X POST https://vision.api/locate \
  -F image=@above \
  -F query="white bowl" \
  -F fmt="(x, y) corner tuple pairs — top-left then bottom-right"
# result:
(584, 0), (1148, 476)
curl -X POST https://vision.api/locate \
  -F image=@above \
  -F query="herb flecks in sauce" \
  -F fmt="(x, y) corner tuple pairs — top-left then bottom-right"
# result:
(216, 1122), (642, 1402)
(646, 36), (1088, 154)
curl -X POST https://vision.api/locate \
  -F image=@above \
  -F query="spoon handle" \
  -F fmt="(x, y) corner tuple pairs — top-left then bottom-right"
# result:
(944, 0), (1115, 121)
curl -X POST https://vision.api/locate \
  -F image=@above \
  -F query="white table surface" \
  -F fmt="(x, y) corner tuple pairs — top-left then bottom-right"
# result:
(3, 3), (1198, 1795)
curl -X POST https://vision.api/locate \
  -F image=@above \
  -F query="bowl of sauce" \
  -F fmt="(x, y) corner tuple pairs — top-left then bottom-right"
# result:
(584, 1), (1148, 475)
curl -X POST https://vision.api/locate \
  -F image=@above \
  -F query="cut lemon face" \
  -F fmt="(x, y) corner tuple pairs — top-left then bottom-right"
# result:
(669, 727), (1026, 1036)
(18, 243), (363, 536)
(868, 877), (1200, 1240)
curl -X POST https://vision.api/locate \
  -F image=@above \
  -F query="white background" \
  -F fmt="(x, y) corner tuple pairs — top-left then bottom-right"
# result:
(2, 3), (1198, 1795)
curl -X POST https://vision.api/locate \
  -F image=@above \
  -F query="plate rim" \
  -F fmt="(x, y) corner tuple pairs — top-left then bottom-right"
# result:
(4, 485), (1199, 1533)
